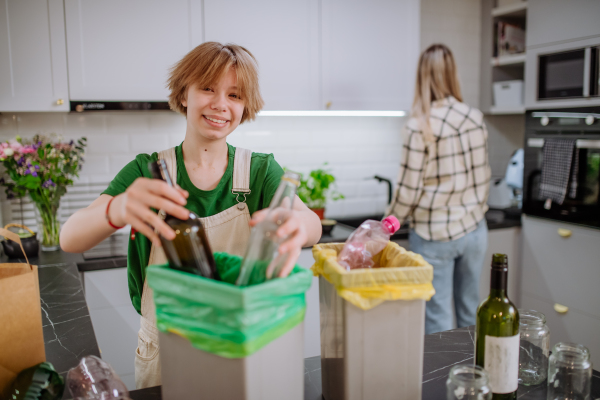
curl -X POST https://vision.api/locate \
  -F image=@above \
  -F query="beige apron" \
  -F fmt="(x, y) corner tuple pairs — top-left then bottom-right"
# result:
(134, 146), (253, 389)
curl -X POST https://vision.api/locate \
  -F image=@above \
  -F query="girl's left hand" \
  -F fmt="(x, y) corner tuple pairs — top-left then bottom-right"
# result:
(249, 208), (308, 278)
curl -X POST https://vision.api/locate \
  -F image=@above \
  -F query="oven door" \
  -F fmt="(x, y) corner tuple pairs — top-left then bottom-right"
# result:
(524, 138), (600, 227)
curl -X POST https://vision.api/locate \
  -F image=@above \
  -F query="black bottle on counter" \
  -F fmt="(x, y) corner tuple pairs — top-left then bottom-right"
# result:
(148, 160), (219, 280)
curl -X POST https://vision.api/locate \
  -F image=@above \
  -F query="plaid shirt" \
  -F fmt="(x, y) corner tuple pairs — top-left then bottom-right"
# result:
(387, 96), (491, 241)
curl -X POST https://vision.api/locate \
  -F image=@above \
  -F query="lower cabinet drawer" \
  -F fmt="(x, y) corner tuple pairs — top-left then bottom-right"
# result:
(521, 216), (600, 319)
(521, 294), (600, 367)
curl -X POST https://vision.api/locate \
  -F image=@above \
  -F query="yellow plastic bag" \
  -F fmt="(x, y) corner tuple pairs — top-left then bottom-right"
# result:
(311, 242), (435, 310)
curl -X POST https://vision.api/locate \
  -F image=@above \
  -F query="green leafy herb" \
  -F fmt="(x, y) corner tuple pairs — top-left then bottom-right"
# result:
(292, 163), (344, 209)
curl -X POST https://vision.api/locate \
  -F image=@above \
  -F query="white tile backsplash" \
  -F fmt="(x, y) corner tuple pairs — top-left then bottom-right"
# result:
(129, 133), (170, 154)
(0, 107), (522, 220)
(0, 112), (405, 219)
(87, 134), (130, 154)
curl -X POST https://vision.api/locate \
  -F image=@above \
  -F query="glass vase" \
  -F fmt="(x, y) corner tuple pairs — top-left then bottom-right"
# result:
(33, 198), (61, 252)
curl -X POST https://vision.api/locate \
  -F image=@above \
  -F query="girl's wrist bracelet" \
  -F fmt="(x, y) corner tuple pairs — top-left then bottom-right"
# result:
(106, 196), (125, 230)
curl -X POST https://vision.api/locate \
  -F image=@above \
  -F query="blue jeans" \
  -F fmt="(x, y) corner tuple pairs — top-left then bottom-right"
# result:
(409, 220), (488, 334)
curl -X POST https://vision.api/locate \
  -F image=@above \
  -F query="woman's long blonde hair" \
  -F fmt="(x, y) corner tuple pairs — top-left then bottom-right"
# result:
(412, 44), (463, 141)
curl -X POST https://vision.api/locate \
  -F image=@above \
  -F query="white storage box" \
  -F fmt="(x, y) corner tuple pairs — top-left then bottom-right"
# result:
(493, 80), (524, 108)
(159, 323), (304, 400)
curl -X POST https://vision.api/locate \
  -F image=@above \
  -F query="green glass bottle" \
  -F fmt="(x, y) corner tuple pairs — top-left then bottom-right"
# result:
(475, 253), (520, 400)
(148, 160), (219, 280)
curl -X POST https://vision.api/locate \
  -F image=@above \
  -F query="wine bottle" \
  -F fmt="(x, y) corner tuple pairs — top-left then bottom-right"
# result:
(475, 253), (520, 399)
(148, 160), (219, 280)
(236, 171), (300, 286)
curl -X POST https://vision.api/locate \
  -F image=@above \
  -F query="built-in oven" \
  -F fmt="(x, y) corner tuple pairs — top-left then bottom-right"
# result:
(523, 108), (600, 229)
(538, 47), (600, 101)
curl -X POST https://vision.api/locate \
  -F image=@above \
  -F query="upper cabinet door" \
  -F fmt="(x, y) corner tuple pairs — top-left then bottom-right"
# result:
(527, 0), (600, 49)
(0, 0), (69, 112)
(64, 0), (199, 101)
(321, 0), (420, 111)
(203, 0), (320, 110)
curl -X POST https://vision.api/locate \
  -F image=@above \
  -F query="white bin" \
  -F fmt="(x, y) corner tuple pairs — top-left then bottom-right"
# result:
(159, 322), (304, 400)
(493, 80), (524, 107)
(319, 276), (426, 400)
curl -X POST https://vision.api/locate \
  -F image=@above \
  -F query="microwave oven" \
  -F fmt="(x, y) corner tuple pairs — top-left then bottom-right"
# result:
(538, 46), (599, 100)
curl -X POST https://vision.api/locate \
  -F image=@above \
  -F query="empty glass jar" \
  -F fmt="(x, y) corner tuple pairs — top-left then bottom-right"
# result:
(446, 365), (492, 400)
(519, 309), (550, 386)
(547, 342), (592, 400)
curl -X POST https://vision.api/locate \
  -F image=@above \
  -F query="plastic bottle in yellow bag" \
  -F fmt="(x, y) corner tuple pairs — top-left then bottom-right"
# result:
(338, 216), (400, 270)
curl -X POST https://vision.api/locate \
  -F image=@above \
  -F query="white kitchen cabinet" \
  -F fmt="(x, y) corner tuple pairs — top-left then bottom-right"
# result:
(527, 0), (600, 49)
(204, 0), (320, 111)
(320, 0), (419, 111)
(0, 0), (69, 112)
(84, 268), (140, 390)
(520, 215), (600, 367)
(64, 0), (200, 101)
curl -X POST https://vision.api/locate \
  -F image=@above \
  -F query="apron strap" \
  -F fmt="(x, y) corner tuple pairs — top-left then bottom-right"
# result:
(232, 148), (252, 204)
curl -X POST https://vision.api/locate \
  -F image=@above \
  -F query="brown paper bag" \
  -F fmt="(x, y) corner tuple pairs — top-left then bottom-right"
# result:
(0, 227), (45, 396)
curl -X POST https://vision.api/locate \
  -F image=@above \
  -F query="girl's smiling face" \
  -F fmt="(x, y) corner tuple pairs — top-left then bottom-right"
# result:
(182, 67), (245, 142)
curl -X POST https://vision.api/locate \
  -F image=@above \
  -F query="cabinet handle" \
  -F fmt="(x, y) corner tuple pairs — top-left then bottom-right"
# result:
(325, 101), (332, 109)
(554, 303), (569, 314)
(55, 99), (64, 105)
(557, 228), (572, 238)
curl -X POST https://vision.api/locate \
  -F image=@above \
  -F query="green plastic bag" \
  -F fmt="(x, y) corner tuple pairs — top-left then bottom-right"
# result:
(147, 252), (312, 358)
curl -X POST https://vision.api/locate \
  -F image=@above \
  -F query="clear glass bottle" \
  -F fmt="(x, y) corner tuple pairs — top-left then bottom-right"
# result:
(518, 309), (550, 386)
(547, 342), (592, 400)
(446, 365), (492, 400)
(236, 171), (300, 286)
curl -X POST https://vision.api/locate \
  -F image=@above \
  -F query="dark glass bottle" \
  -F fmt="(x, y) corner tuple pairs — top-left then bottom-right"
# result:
(475, 254), (520, 400)
(148, 160), (219, 280)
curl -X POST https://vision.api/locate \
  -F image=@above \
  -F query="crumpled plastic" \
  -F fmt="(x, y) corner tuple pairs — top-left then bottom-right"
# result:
(147, 252), (312, 358)
(311, 242), (435, 310)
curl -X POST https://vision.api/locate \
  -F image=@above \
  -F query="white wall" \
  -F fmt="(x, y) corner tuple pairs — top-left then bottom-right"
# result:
(0, 112), (404, 222)
(421, 0), (481, 107)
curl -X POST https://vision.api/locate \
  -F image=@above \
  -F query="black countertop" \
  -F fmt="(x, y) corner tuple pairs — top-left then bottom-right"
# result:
(130, 326), (600, 400)
(11, 245), (597, 399)
(5, 208), (523, 398)
(322, 208), (522, 243)
(1, 251), (103, 398)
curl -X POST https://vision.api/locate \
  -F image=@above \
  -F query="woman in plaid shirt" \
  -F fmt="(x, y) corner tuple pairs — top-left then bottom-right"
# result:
(387, 44), (491, 334)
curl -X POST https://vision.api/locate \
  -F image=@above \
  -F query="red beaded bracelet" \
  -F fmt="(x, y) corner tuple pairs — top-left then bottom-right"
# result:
(106, 197), (125, 230)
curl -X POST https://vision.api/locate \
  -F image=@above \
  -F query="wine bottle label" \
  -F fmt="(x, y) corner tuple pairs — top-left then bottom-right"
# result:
(484, 334), (520, 394)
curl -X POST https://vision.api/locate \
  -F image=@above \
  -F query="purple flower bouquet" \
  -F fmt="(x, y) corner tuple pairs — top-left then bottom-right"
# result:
(0, 135), (87, 251)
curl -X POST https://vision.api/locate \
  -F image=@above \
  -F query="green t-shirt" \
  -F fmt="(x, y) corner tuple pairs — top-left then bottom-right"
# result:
(102, 143), (284, 314)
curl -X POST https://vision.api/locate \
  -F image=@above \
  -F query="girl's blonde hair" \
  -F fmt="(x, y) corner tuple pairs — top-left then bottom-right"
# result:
(411, 44), (463, 141)
(167, 42), (264, 124)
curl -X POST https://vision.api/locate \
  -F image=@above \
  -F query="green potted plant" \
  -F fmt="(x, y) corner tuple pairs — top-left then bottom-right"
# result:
(296, 164), (344, 220)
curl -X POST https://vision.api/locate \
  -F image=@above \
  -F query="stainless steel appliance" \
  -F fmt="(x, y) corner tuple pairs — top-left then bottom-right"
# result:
(538, 47), (599, 100)
(523, 108), (600, 228)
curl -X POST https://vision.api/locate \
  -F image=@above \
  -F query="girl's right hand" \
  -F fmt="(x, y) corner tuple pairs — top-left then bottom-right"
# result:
(108, 178), (189, 246)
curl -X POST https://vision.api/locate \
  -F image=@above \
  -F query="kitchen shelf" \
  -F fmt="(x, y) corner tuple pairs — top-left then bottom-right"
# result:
(490, 53), (526, 67)
(491, 2), (527, 18)
(489, 105), (525, 115)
